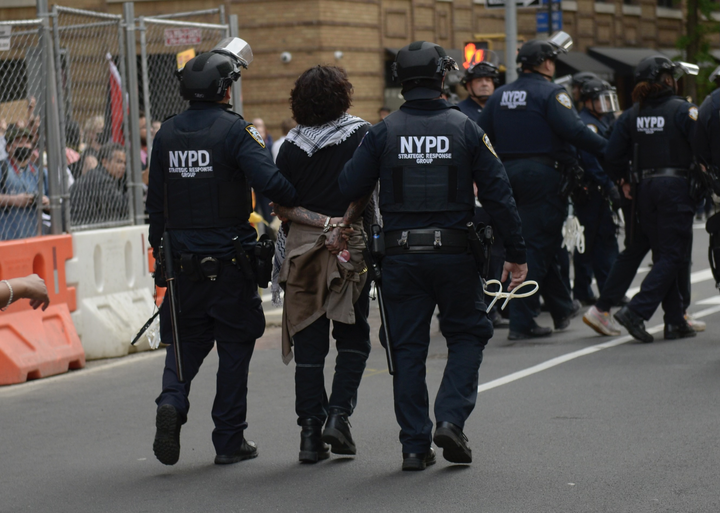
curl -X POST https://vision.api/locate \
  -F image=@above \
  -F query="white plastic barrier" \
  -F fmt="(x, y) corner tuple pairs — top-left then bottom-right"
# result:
(66, 226), (157, 359)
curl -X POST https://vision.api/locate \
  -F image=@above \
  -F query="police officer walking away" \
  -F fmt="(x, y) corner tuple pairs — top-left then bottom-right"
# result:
(572, 79), (621, 306)
(457, 61), (500, 123)
(607, 56), (700, 342)
(339, 41), (527, 471)
(479, 33), (607, 340)
(147, 38), (298, 466)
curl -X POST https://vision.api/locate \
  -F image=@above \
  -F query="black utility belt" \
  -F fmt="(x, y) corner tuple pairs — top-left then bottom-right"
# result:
(174, 254), (233, 281)
(501, 154), (559, 169)
(641, 168), (688, 180)
(384, 228), (468, 255)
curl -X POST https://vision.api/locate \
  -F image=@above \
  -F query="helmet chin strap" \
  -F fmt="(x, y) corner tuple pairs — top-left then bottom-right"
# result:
(531, 69), (554, 81)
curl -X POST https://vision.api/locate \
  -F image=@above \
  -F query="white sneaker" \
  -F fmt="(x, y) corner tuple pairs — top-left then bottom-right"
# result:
(583, 306), (622, 336)
(685, 313), (706, 332)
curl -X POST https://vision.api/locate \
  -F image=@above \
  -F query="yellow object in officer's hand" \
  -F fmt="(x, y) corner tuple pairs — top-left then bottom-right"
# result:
(249, 211), (266, 225)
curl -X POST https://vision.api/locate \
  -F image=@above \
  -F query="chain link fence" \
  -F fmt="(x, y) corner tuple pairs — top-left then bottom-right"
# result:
(0, 3), (234, 239)
(0, 19), (49, 241)
(53, 6), (132, 231)
(138, 13), (230, 164)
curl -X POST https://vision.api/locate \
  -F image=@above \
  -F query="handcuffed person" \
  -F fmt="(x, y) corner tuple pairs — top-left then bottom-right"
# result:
(271, 65), (373, 464)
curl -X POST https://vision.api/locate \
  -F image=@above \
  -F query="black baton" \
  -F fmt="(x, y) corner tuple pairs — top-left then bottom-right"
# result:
(162, 233), (185, 383)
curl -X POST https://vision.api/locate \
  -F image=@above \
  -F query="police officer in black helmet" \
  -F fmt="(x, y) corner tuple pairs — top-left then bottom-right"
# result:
(147, 38), (298, 466)
(607, 55), (699, 342)
(457, 61), (500, 123)
(479, 32), (607, 340)
(572, 79), (621, 306)
(571, 71), (599, 106)
(339, 41), (527, 471)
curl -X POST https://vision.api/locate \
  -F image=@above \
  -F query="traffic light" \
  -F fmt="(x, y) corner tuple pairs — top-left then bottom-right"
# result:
(463, 41), (490, 69)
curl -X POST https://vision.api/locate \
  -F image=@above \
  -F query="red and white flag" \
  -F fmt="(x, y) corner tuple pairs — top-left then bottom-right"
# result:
(106, 53), (124, 144)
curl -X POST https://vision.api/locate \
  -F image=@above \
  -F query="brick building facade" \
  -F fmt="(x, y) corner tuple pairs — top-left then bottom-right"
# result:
(2, 0), (718, 139)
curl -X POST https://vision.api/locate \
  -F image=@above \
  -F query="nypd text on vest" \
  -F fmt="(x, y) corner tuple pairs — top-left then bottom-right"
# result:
(636, 116), (665, 134)
(398, 136), (452, 164)
(168, 150), (214, 178)
(500, 91), (527, 110)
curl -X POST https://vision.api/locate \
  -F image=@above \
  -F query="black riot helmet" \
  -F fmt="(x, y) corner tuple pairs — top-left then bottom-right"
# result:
(580, 78), (620, 113)
(177, 37), (253, 102)
(462, 61), (500, 86)
(517, 31), (572, 69)
(571, 71), (598, 88)
(392, 41), (459, 100)
(634, 55), (699, 84)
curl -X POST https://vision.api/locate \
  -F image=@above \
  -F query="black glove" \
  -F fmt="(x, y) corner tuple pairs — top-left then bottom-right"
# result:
(607, 185), (622, 211)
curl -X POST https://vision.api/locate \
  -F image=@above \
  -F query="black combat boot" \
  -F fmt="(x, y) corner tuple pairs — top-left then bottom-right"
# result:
(322, 408), (357, 455)
(299, 418), (329, 463)
(153, 404), (182, 465)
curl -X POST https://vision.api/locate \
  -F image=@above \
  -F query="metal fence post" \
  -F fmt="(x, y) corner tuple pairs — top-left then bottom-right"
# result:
(37, 0), (64, 234)
(51, 4), (70, 232)
(138, 17), (154, 171)
(123, 2), (145, 226)
(117, 11), (134, 227)
(229, 14), (243, 117)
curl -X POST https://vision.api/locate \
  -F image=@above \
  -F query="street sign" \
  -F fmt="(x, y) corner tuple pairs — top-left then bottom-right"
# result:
(164, 28), (202, 47)
(536, 10), (563, 32)
(0, 26), (11, 52)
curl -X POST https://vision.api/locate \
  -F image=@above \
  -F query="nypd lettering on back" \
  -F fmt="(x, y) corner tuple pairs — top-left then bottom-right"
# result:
(168, 150), (214, 178)
(636, 116), (665, 134)
(500, 91), (527, 110)
(397, 136), (452, 164)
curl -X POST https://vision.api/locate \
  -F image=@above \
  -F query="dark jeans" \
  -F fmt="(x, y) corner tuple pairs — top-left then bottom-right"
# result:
(293, 280), (371, 423)
(573, 188), (619, 300)
(382, 253), (493, 453)
(504, 159), (573, 332)
(156, 263), (264, 455)
(628, 177), (695, 324)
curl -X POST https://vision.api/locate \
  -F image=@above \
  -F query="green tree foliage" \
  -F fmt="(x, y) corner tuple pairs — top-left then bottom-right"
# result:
(678, 0), (720, 102)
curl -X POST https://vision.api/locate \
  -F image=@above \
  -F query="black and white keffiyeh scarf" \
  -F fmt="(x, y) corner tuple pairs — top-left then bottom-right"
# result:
(285, 113), (369, 157)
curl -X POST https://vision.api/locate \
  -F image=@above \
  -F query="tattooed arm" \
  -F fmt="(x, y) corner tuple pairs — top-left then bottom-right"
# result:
(272, 193), (372, 254)
(270, 203), (343, 228)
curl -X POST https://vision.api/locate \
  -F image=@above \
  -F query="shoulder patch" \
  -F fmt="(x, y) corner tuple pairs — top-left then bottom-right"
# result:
(689, 106), (698, 121)
(483, 133), (499, 159)
(246, 125), (266, 148)
(556, 92), (573, 109)
(587, 124), (598, 133)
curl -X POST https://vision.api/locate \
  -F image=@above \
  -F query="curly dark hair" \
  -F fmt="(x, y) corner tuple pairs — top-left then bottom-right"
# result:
(290, 66), (353, 126)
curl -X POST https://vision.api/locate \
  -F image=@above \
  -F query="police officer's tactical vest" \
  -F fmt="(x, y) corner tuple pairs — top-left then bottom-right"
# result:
(490, 76), (568, 157)
(629, 97), (694, 170)
(161, 110), (252, 230)
(379, 108), (474, 213)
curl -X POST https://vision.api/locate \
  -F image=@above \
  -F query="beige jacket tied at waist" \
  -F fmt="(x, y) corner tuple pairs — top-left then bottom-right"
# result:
(279, 221), (368, 364)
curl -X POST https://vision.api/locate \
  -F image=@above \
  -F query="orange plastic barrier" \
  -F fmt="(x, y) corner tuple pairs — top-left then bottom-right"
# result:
(0, 235), (85, 385)
(0, 305), (84, 385)
(0, 235), (76, 313)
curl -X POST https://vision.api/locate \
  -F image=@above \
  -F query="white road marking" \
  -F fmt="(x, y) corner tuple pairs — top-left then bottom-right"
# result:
(697, 296), (720, 305)
(477, 304), (720, 394)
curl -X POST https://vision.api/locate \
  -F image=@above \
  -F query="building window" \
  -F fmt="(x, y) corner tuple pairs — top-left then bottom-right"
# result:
(657, 0), (674, 8)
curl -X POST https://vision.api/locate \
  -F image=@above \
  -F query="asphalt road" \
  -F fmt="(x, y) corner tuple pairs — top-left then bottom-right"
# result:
(1, 223), (719, 513)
